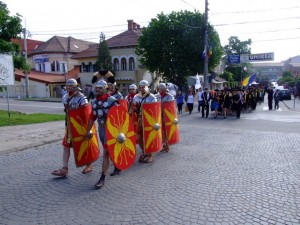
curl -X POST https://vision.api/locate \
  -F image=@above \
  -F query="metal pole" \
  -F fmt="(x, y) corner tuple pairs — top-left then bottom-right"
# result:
(241, 66), (243, 87)
(22, 17), (29, 98)
(294, 77), (297, 109)
(5, 86), (11, 118)
(203, 0), (209, 89)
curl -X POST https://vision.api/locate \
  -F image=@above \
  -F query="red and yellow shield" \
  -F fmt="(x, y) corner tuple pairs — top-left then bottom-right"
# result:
(106, 105), (136, 170)
(162, 100), (180, 145)
(142, 102), (163, 154)
(68, 104), (100, 168)
(118, 99), (128, 111)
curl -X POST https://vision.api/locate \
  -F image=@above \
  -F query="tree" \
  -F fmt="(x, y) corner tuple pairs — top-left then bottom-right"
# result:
(220, 70), (234, 82)
(136, 10), (223, 88)
(0, 1), (26, 70)
(223, 36), (251, 55)
(223, 36), (252, 82)
(95, 32), (113, 72)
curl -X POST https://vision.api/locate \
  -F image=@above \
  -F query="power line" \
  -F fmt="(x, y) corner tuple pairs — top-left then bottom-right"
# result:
(253, 36), (300, 42)
(213, 16), (300, 27)
(210, 5), (300, 15)
(222, 27), (300, 35)
(181, 0), (199, 11)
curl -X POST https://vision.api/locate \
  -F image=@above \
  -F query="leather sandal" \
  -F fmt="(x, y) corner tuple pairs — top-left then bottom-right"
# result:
(82, 165), (93, 174)
(51, 168), (68, 177)
(144, 155), (153, 163)
(138, 154), (147, 163)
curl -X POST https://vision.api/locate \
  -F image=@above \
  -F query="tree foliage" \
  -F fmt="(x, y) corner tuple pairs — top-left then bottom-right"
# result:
(95, 32), (113, 72)
(223, 36), (252, 55)
(0, 1), (27, 70)
(136, 10), (223, 87)
(220, 70), (234, 82)
(223, 36), (252, 82)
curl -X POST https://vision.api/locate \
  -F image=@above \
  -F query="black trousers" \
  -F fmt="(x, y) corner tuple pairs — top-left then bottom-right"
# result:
(202, 103), (209, 117)
(236, 104), (242, 118)
(268, 99), (273, 110)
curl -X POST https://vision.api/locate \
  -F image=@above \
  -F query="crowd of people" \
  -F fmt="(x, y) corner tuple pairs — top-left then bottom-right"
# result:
(52, 77), (177, 190)
(175, 85), (279, 119)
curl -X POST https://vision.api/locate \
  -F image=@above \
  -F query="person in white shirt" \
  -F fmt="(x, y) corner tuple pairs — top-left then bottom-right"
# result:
(186, 89), (195, 114)
(197, 87), (204, 113)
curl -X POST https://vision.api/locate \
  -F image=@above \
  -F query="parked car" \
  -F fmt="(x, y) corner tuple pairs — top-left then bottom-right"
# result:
(279, 89), (292, 101)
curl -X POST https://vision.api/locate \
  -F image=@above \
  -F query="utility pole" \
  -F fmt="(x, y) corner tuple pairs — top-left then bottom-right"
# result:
(203, 0), (209, 89)
(22, 17), (29, 98)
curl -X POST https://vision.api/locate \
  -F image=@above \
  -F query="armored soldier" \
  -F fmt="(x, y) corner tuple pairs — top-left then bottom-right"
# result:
(85, 80), (118, 189)
(156, 83), (174, 152)
(108, 82), (123, 100)
(125, 84), (138, 115)
(133, 80), (157, 163)
(51, 78), (93, 177)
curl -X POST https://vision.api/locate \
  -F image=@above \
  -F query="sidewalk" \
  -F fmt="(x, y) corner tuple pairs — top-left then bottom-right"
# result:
(0, 121), (64, 154)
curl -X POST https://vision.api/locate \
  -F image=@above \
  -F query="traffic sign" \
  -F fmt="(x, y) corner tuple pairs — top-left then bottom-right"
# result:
(227, 54), (240, 64)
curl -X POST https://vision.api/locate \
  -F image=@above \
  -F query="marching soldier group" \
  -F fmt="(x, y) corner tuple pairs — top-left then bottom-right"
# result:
(51, 71), (180, 190)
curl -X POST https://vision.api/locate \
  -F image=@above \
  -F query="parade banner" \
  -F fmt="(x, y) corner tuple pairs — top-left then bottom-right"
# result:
(142, 102), (162, 154)
(68, 104), (100, 167)
(106, 105), (136, 170)
(162, 100), (180, 145)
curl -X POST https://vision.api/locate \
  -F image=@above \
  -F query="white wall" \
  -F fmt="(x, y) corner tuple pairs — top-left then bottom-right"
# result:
(0, 79), (50, 98)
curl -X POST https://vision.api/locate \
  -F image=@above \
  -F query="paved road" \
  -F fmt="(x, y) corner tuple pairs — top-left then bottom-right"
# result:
(0, 101), (300, 224)
(0, 98), (64, 114)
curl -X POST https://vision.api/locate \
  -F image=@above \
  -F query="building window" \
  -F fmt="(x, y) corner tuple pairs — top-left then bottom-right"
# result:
(121, 58), (127, 71)
(129, 57), (135, 71)
(114, 58), (119, 71)
(82, 63), (88, 72)
(88, 62), (93, 72)
(51, 61), (59, 72)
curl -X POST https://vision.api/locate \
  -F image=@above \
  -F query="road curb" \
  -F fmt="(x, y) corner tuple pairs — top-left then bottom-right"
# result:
(282, 100), (300, 112)
(0, 138), (61, 155)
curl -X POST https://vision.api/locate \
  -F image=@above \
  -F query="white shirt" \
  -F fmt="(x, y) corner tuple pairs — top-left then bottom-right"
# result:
(187, 94), (194, 104)
(198, 91), (203, 101)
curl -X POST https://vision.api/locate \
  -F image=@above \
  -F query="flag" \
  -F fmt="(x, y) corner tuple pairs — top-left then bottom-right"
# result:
(241, 73), (256, 87)
(201, 49), (206, 59)
(195, 73), (201, 90)
(208, 45), (212, 59)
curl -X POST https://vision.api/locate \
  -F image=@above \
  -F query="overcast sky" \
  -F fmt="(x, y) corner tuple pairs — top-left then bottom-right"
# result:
(3, 0), (300, 62)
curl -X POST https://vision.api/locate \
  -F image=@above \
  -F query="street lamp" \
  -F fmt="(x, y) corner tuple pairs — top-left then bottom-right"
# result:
(20, 15), (29, 98)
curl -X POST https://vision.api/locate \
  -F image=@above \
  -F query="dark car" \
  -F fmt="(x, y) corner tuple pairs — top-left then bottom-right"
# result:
(279, 89), (292, 101)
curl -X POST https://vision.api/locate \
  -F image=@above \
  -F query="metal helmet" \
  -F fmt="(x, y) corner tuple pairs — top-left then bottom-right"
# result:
(139, 80), (149, 86)
(95, 80), (108, 89)
(66, 78), (78, 86)
(129, 84), (137, 90)
(158, 83), (167, 90)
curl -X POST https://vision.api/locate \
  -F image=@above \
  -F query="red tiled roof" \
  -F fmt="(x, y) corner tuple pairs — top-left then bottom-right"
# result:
(11, 38), (44, 54)
(72, 44), (98, 59)
(29, 36), (96, 56)
(14, 68), (80, 84)
(72, 27), (142, 59)
(107, 29), (142, 48)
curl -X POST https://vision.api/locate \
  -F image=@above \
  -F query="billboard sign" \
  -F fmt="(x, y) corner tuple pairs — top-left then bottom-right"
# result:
(227, 54), (240, 64)
(0, 54), (14, 86)
(241, 52), (274, 63)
